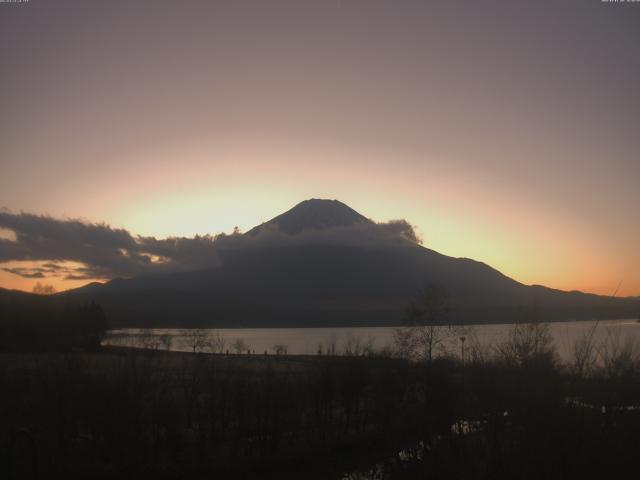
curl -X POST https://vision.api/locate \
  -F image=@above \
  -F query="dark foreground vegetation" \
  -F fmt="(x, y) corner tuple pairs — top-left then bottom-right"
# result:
(2, 287), (639, 478)
(0, 289), (107, 352)
(2, 338), (639, 480)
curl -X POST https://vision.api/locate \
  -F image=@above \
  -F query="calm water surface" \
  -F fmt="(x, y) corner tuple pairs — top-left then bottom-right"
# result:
(104, 319), (640, 360)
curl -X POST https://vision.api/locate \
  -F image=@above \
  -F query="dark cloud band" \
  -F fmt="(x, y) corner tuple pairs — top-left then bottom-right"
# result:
(0, 210), (419, 281)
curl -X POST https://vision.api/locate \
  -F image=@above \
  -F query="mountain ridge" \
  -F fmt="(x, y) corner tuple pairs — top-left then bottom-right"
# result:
(62, 199), (639, 327)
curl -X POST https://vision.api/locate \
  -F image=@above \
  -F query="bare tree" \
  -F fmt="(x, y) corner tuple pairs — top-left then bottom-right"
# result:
(271, 344), (288, 355)
(207, 330), (225, 353)
(343, 334), (363, 356)
(598, 327), (638, 379)
(343, 334), (375, 356)
(496, 321), (556, 367)
(460, 327), (490, 364)
(231, 338), (248, 354)
(32, 282), (56, 295)
(570, 329), (599, 378)
(394, 285), (451, 362)
(184, 329), (209, 354)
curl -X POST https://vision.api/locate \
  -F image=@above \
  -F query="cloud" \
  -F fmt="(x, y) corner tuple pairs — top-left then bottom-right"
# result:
(2, 267), (45, 278)
(0, 211), (222, 280)
(239, 219), (421, 248)
(0, 209), (420, 282)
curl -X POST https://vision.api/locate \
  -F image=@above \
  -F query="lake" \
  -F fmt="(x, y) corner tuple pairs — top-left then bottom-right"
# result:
(104, 318), (640, 361)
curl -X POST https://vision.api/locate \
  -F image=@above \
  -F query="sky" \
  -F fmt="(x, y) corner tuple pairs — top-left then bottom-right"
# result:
(1, 0), (639, 296)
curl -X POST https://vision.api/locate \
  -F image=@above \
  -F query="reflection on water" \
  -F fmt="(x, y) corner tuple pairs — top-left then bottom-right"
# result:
(103, 319), (640, 361)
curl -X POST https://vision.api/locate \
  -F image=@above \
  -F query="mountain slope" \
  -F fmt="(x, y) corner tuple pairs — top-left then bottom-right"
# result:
(65, 200), (639, 327)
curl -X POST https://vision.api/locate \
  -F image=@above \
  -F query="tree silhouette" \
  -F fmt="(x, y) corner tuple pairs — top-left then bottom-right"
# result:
(394, 285), (451, 362)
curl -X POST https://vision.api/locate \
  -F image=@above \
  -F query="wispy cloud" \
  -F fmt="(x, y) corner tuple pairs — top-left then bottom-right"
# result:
(1, 267), (46, 279)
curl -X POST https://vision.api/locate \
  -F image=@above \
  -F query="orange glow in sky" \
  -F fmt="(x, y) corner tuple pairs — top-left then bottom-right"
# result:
(1, 1), (638, 297)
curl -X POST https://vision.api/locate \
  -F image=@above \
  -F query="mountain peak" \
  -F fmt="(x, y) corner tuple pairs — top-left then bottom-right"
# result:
(248, 199), (372, 236)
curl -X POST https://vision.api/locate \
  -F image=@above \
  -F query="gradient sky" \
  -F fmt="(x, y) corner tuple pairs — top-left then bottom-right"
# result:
(1, 0), (639, 296)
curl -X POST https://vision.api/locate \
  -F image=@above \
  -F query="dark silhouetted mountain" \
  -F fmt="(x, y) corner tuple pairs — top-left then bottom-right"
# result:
(65, 200), (640, 327)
